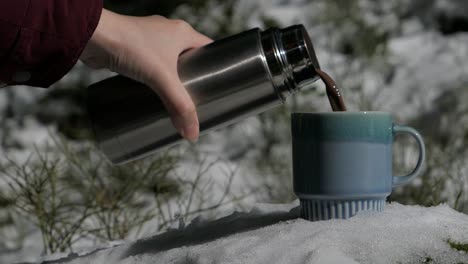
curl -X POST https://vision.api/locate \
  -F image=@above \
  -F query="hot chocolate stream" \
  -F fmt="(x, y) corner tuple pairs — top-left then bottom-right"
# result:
(315, 69), (347, 111)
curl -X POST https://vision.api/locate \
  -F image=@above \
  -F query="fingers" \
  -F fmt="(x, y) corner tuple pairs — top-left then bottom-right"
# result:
(146, 67), (199, 143)
(137, 18), (212, 143)
(156, 22), (210, 142)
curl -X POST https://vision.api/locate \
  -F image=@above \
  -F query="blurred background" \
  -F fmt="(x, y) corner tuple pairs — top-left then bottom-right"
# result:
(1, 0), (467, 262)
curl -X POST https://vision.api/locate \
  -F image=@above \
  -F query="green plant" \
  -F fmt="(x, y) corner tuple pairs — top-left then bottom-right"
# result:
(55, 137), (180, 242)
(1, 147), (86, 253)
(0, 132), (246, 254)
(448, 239), (468, 253)
(152, 155), (247, 231)
(0, 136), (180, 253)
(422, 256), (433, 263)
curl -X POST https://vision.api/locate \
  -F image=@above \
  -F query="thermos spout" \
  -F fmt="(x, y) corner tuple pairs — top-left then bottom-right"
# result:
(261, 25), (320, 100)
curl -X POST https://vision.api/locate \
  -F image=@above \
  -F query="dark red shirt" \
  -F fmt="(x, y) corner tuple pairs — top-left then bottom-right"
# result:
(0, 0), (103, 87)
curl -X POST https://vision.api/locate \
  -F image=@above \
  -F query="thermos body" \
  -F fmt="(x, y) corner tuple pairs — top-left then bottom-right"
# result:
(87, 25), (320, 164)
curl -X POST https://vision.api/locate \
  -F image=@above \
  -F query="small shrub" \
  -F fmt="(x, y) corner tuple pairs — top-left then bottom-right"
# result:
(448, 239), (468, 253)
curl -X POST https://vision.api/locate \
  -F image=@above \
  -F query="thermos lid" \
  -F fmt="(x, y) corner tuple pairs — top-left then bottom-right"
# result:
(261, 25), (321, 100)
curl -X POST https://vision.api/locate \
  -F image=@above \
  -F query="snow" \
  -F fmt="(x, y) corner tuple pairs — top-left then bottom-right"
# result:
(26, 202), (468, 264)
(380, 31), (468, 119)
(2, 0), (468, 262)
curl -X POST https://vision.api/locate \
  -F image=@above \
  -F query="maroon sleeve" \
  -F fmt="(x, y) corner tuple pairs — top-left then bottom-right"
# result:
(0, 0), (103, 87)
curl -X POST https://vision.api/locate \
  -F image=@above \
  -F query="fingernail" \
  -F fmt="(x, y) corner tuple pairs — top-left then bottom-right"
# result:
(178, 127), (186, 138)
(183, 122), (199, 143)
(173, 114), (199, 143)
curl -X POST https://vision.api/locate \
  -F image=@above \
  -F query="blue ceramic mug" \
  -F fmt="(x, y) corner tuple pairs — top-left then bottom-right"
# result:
(291, 112), (425, 221)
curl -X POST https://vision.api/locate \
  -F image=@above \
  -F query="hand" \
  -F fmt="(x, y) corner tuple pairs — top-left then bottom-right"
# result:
(80, 9), (212, 142)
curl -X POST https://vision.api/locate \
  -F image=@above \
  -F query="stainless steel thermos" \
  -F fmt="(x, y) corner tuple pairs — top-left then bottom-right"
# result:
(87, 24), (321, 164)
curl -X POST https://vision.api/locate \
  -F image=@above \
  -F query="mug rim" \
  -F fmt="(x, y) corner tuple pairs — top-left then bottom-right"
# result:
(291, 111), (393, 142)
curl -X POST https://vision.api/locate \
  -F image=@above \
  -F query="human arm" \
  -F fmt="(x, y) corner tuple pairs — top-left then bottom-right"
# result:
(0, 0), (102, 87)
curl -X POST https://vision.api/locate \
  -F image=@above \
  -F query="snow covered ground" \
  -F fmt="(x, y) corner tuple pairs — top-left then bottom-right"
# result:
(2, 0), (468, 262)
(28, 202), (468, 264)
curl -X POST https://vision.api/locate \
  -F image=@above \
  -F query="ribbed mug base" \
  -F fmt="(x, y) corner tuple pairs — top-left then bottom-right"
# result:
(300, 198), (385, 221)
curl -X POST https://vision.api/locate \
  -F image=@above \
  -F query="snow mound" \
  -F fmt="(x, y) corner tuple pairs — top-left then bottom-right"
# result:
(36, 202), (468, 264)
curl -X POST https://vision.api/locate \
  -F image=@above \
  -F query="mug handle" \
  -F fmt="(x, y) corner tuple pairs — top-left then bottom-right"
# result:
(392, 125), (426, 187)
